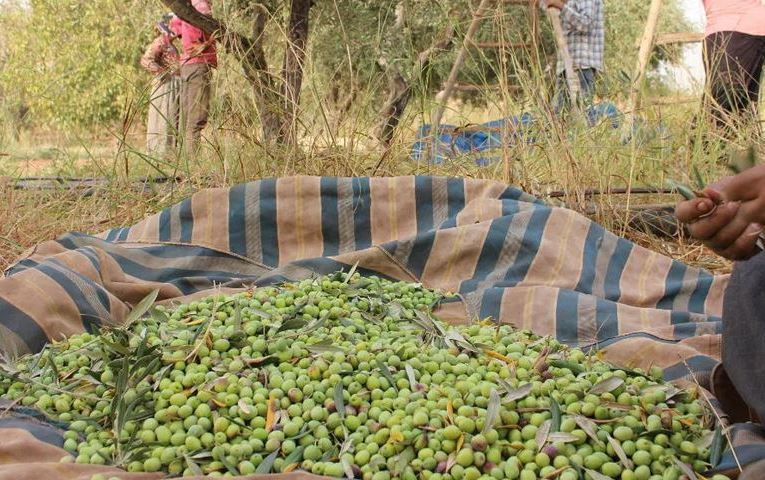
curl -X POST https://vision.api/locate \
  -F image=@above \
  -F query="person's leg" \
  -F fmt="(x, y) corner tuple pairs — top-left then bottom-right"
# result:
(146, 78), (167, 156)
(577, 68), (597, 105)
(704, 31), (763, 136)
(722, 252), (765, 423)
(180, 63), (212, 156)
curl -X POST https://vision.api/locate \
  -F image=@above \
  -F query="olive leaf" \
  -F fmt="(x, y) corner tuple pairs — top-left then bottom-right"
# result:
(574, 415), (605, 448)
(588, 377), (624, 395)
(672, 457), (698, 480)
(535, 419), (551, 447)
(405, 364), (417, 389)
(550, 397), (561, 433)
(583, 467), (612, 480)
(607, 434), (634, 470)
(376, 359), (399, 392)
(256, 450), (280, 474)
(548, 432), (580, 443)
(334, 382), (346, 418)
(124, 289), (160, 326)
(483, 389), (500, 434)
(504, 383), (533, 402)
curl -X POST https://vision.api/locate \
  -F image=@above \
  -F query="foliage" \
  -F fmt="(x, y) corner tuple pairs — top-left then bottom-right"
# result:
(0, 0), (163, 127)
(0, 0), (692, 128)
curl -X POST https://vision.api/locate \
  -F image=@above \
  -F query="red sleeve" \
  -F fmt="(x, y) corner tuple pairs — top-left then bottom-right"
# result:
(169, 16), (183, 36)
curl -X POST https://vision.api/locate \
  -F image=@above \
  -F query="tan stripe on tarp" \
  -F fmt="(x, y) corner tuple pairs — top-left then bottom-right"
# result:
(394, 176), (418, 241)
(704, 273), (729, 317)
(7, 270), (85, 342)
(619, 246), (670, 308)
(0, 428), (330, 479)
(501, 285), (558, 337)
(420, 223), (490, 292)
(577, 293), (598, 345)
(523, 209), (585, 290)
(276, 176), (323, 265)
(679, 333), (721, 359)
(616, 302), (671, 337)
(190, 187), (230, 252)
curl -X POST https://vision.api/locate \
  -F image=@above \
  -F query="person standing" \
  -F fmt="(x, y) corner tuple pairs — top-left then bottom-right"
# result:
(171, 0), (218, 156)
(141, 16), (181, 158)
(545, 0), (605, 114)
(701, 0), (765, 138)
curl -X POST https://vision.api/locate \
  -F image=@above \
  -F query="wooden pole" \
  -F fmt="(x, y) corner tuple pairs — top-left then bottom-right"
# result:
(429, 0), (493, 164)
(624, 0), (662, 135)
(546, 8), (580, 104)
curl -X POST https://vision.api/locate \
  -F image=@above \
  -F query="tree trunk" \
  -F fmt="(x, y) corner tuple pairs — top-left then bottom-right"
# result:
(377, 71), (412, 146)
(280, 0), (313, 145)
(376, 25), (455, 146)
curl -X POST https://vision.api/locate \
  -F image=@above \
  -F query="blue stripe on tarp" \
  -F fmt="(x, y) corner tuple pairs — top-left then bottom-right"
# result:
(259, 179), (279, 267)
(501, 198), (521, 216)
(116, 227), (130, 242)
(321, 178), (340, 257)
(228, 184), (247, 257)
(479, 287), (505, 321)
(672, 322), (705, 340)
(460, 216), (513, 294)
(415, 176), (434, 233)
(595, 297), (619, 342)
(446, 178), (465, 219)
(49, 257), (110, 313)
(555, 289), (580, 345)
(575, 223), (606, 295)
(688, 270), (713, 313)
(33, 263), (104, 332)
(670, 310), (690, 325)
(178, 198), (193, 243)
(603, 238), (633, 301)
(106, 253), (260, 295)
(352, 178), (372, 250)
(0, 297), (47, 352)
(503, 207), (552, 285)
(663, 354), (720, 381)
(408, 234), (436, 280)
(158, 206), (172, 242)
(0, 421), (65, 447)
(656, 261), (687, 310)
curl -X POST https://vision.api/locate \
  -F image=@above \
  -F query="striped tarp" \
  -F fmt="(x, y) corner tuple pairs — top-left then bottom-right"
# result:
(0, 176), (756, 478)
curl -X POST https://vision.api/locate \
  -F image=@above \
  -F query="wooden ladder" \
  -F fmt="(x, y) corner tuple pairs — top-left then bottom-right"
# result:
(624, 0), (704, 132)
(427, 0), (542, 168)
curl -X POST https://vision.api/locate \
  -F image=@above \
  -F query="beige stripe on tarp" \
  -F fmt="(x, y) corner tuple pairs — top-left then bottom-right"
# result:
(464, 177), (509, 203)
(189, 187), (230, 252)
(618, 245), (671, 308)
(420, 222), (491, 292)
(333, 247), (417, 283)
(456, 198), (504, 227)
(591, 229), (619, 300)
(601, 336), (717, 370)
(369, 177), (417, 246)
(522, 209), (586, 290)
(616, 302), (672, 337)
(431, 177), (449, 227)
(276, 176), (323, 265)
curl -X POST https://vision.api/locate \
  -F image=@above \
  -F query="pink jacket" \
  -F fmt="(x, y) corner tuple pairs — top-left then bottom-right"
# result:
(703, 0), (765, 37)
(170, 0), (218, 67)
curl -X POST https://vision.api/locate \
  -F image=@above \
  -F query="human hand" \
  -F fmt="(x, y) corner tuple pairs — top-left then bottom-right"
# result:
(546, 0), (566, 10)
(715, 164), (765, 227)
(675, 175), (763, 260)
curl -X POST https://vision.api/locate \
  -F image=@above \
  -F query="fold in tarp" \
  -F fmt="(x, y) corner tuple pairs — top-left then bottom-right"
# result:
(0, 176), (757, 479)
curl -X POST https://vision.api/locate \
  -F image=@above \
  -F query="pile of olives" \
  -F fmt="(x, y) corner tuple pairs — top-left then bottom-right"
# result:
(0, 271), (730, 480)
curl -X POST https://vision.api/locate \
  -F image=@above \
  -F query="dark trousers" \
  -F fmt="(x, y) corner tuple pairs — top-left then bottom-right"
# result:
(180, 63), (212, 155)
(704, 31), (765, 136)
(553, 68), (598, 125)
(722, 252), (765, 423)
